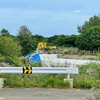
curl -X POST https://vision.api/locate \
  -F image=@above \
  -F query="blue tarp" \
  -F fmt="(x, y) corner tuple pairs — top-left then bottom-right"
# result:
(25, 51), (41, 63)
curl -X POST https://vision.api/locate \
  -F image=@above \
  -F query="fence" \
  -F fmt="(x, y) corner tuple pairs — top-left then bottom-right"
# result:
(0, 67), (78, 74)
(0, 67), (78, 88)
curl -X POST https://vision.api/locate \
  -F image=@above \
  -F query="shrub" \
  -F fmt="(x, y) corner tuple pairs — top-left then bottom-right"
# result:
(72, 62), (100, 89)
(97, 53), (100, 60)
(62, 50), (71, 55)
(47, 50), (51, 54)
(4, 57), (14, 65)
(0, 56), (5, 63)
(41, 76), (70, 88)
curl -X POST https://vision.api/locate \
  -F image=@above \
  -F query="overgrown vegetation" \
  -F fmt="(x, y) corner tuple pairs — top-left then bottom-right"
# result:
(0, 74), (70, 88)
(72, 62), (100, 89)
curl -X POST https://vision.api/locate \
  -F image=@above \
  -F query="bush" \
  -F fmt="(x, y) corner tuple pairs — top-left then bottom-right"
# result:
(97, 53), (100, 60)
(42, 76), (70, 88)
(47, 50), (51, 54)
(2, 74), (70, 88)
(0, 56), (5, 63)
(78, 50), (85, 56)
(4, 57), (14, 65)
(72, 62), (100, 89)
(62, 50), (71, 55)
(73, 75), (93, 88)
(0, 36), (21, 59)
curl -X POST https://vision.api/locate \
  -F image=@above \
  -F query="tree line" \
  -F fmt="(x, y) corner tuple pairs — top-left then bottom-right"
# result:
(0, 14), (100, 57)
(0, 26), (78, 56)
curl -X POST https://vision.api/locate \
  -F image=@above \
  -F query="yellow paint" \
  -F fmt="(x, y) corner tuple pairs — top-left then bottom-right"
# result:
(23, 67), (32, 74)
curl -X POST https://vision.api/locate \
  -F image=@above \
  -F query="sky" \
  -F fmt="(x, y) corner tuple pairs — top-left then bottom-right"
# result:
(0, 0), (100, 37)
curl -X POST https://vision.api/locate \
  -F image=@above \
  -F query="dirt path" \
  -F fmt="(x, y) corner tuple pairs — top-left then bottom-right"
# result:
(60, 54), (97, 60)
(0, 88), (99, 100)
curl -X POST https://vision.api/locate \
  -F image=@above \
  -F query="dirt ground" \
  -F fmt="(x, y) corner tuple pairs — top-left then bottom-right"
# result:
(0, 88), (99, 100)
(60, 54), (97, 60)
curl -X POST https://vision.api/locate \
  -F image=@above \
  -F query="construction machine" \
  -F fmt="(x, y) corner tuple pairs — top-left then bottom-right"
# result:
(36, 42), (46, 53)
(25, 42), (46, 63)
(25, 42), (56, 63)
(48, 46), (56, 50)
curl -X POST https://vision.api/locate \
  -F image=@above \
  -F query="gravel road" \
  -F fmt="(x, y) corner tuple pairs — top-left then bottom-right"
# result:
(0, 88), (99, 100)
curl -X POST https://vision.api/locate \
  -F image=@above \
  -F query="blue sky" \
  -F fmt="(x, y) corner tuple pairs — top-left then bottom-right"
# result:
(0, 0), (100, 37)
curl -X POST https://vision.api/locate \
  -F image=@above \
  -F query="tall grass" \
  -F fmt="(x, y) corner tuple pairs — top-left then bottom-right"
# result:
(2, 74), (70, 88)
(72, 62), (100, 89)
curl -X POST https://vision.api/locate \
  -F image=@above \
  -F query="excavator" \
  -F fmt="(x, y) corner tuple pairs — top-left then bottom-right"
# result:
(25, 42), (56, 63)
(25, 42), (46, 63)
(37, 42), (56, 50)
(36, 42), (46, 53)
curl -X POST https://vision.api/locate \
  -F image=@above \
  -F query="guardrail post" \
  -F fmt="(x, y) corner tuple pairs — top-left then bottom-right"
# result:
(64, 74), (73, 88)
(0, 78), (4, 88)
(0, 97), (5, 100)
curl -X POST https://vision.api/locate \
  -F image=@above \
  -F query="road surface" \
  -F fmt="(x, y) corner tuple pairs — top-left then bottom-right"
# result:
(0, 88), (99, 100)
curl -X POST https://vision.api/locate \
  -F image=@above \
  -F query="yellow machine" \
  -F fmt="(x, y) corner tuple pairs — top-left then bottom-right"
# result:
(25, 42), (56, 62)
(48, 46), (56, 50)
(36, 42), (47, 53)
(36, 42), (56, 53)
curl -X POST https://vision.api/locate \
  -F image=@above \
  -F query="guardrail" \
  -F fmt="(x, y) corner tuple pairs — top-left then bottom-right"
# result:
(0, 67), (78, 88)
(0, 67), (78, 74)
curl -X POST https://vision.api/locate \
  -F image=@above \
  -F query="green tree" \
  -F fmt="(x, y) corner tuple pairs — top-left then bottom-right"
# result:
(55, 34), (65, 46)
(77, 14), (100, 33)
(32, 34), (47, 48)
(47, 35), (58, 46)
(61, 35), (77, 47)
(10, 35), (20, 44)
(0, 36), (21, 58)
(76, 26), (100, 50)
(47, 34), (77, 47)
(0, 28), (10, 36)
(32, 34), (46, 42)
(17, 25), (36, 56)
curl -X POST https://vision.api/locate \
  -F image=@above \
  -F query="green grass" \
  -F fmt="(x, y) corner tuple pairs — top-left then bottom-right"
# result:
(2, 74), (70, 88)
(72, 62), (100, 89)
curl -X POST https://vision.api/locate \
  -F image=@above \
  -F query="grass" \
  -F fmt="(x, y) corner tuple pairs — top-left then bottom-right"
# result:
(72, 62), (100, 89)
(2, 74), (71, 88)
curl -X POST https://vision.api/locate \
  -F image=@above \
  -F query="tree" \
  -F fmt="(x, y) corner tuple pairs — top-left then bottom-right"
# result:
(17, 25), (36, 56)
(32, 34), (45, 42)
(0, 28), (10, 36)
(47, 35), (58, 46)
(0, 36), (21, 58)
(60, 35), (77, 47)
(76, 26), (100, 50)
(47, 34), (77, 47)
(77, 14), (100, 33)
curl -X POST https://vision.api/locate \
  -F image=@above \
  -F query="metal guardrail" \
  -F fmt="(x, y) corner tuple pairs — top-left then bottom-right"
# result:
(0, 67), (78, 74)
